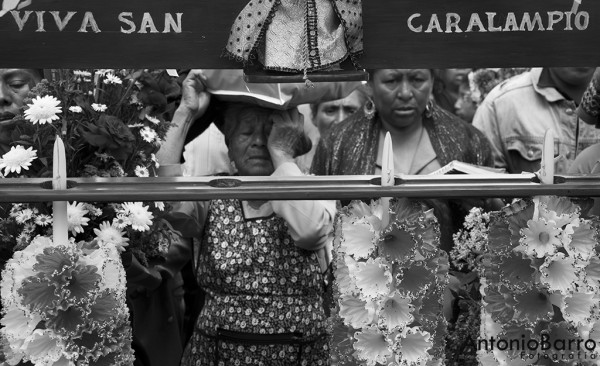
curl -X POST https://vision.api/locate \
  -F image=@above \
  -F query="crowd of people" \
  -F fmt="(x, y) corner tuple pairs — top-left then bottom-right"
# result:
(3, 66), (600, 365)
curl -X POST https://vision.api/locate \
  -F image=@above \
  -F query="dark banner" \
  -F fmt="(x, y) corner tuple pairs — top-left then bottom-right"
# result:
(0, 0), (598, 68)
(362, 0), (600, 68)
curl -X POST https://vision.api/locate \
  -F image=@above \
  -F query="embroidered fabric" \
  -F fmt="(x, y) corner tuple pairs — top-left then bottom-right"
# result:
(180, 199), (329, 365)
(225, 0), (363, 73)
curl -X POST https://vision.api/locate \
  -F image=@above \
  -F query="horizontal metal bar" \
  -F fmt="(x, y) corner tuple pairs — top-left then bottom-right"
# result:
(2, 173), (600, 202)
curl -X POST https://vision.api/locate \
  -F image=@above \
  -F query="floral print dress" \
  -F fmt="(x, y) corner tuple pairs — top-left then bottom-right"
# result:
(180, 199), (329, 366)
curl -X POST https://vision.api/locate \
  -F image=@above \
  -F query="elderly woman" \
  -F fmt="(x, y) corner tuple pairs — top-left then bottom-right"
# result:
(311, 68), (494, 251)
(158, 70), (335, 366)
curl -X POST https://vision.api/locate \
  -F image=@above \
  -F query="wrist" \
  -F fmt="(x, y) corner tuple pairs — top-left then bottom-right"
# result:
(270, 151), (294, 169)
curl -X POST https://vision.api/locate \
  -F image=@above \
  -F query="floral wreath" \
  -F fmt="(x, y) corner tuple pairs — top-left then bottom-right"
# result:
(330, 198), (448, 366)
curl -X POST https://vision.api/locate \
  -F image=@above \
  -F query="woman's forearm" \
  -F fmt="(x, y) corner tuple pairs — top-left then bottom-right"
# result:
(156, 107), (196, 165)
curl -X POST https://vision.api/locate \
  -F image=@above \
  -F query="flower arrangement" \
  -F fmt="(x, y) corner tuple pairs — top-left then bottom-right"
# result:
(0, 236), (134, 365)
(0, 69), (181, 270)
(477, 196), (600, 365)
(330, 198), (448, 366)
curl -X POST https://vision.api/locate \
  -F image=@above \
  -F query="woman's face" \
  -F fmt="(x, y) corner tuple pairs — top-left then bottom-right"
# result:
(226, 105), (275, 176)
(371, 69), (434, 130)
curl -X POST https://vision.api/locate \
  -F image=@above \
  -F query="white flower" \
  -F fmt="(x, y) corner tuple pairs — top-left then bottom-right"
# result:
(94, 221), (129, 252)
(67, 201), (90, 234)
(154, 201), (165, 211)
(353, 327), (393, 366)
(14, 208), (34, 224)
(134, 166), (149, 177)
(113, 214), (131, 229)
(0, 146), (37, 175)
(34, 214), (52, 227)
(120, 202), (153, 232)
(24, 95), (62, 125)
(139, 127), (158, 143)
(520, 218), (561, 258)
(68, 106), (83, 113)
(91, 103), (107, 112)
(145, 115), (160, 125)
(103, 74), (122, 85)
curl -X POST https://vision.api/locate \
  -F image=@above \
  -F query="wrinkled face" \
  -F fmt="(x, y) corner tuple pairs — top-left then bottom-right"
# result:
(0, 69), (40, 122)
(313, 91), (364, 136)
(549, 67), (596, 87)
(371, 69), (434, 130)
(226, 104), (274, 176)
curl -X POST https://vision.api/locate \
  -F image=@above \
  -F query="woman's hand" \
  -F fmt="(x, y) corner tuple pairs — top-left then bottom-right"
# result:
(268, 108), (306, 168)
(156, 70), (211, 167)
(179, 69), (211, 121)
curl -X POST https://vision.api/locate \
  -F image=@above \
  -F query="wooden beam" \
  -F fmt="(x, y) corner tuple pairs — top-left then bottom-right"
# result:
(1, 0), (598, 68)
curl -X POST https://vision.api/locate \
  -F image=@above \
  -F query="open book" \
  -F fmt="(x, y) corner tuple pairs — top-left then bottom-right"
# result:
(429, 160), (506, 175)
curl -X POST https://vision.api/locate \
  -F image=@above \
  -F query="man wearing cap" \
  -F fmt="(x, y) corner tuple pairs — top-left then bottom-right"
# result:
(473, 67), (600, 174)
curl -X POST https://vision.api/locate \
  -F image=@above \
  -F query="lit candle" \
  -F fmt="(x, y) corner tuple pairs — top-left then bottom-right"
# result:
(381, 132), (394, 228)
(53, 137), (68, 244)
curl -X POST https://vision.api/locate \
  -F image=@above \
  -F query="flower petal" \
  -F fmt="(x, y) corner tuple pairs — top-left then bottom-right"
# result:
(353, 327), (392, 366)
(539, 253), (579, 293)
(378, 292), (414, 332)
(338, 293), (376, 329)
(354, 258), (392, 300)
(339, 216), (376, 259)
(394, 327), (433, 366)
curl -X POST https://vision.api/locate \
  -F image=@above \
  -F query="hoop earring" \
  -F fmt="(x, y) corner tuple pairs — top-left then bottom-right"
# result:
(424, 100), (433, 119)
(364, 98), (376, 120)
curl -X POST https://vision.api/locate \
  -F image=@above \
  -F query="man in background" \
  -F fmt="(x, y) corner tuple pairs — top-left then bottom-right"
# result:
(473, 67), (600, 174)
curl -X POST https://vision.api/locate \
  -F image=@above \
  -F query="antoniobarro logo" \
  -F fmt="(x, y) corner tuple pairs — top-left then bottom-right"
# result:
(477, 334), (600, 362)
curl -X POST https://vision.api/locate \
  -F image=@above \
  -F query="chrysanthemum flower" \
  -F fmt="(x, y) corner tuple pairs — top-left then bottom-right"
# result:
(34, 214), (52, 227)
(93, 221), (129, 252)
(520, 218), (561, 258)
(113, 214), (131, 229)
(540, 253), (579, 293)
(139, 126), (158, 143)
(134, 165), (149, 177)
(354, 258), (392, 300)
(14, 207), (34, 224)
(120, 202), (153, 232)
(91, 103), (107, 112)
(393, 327), (433, 365)
(24, 95), (62, 124)
(66, 201), (90, 235)
(145, 115), (160, 125)
(353, 327), (393, 366)
(103, 74), (122, 85)
(0, 145), (37, 176)
(68, 106), (83, 113)
(339, 293), (377, 328)
(562, 292), (595, 326)
(378, 292), (414, 331)
(339, 217), (375, 259)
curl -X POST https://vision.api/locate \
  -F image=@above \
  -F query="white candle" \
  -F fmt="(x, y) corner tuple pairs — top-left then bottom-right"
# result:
(52, 137), (68, 244)
(381, 132), (394, 228)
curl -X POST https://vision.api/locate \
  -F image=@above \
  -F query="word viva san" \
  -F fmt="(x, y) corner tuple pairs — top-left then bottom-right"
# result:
(6, 11), (183, 33)
(407, 2), (590, 33)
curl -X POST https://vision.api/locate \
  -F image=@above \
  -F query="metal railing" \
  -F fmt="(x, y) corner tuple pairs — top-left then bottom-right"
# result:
(2, 173), (599, 202)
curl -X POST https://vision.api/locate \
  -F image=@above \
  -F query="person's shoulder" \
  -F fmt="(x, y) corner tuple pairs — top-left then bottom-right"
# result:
(432, 107), (491, 145)
(483, 70), (535, 103)
(569, 143), (600, 174)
